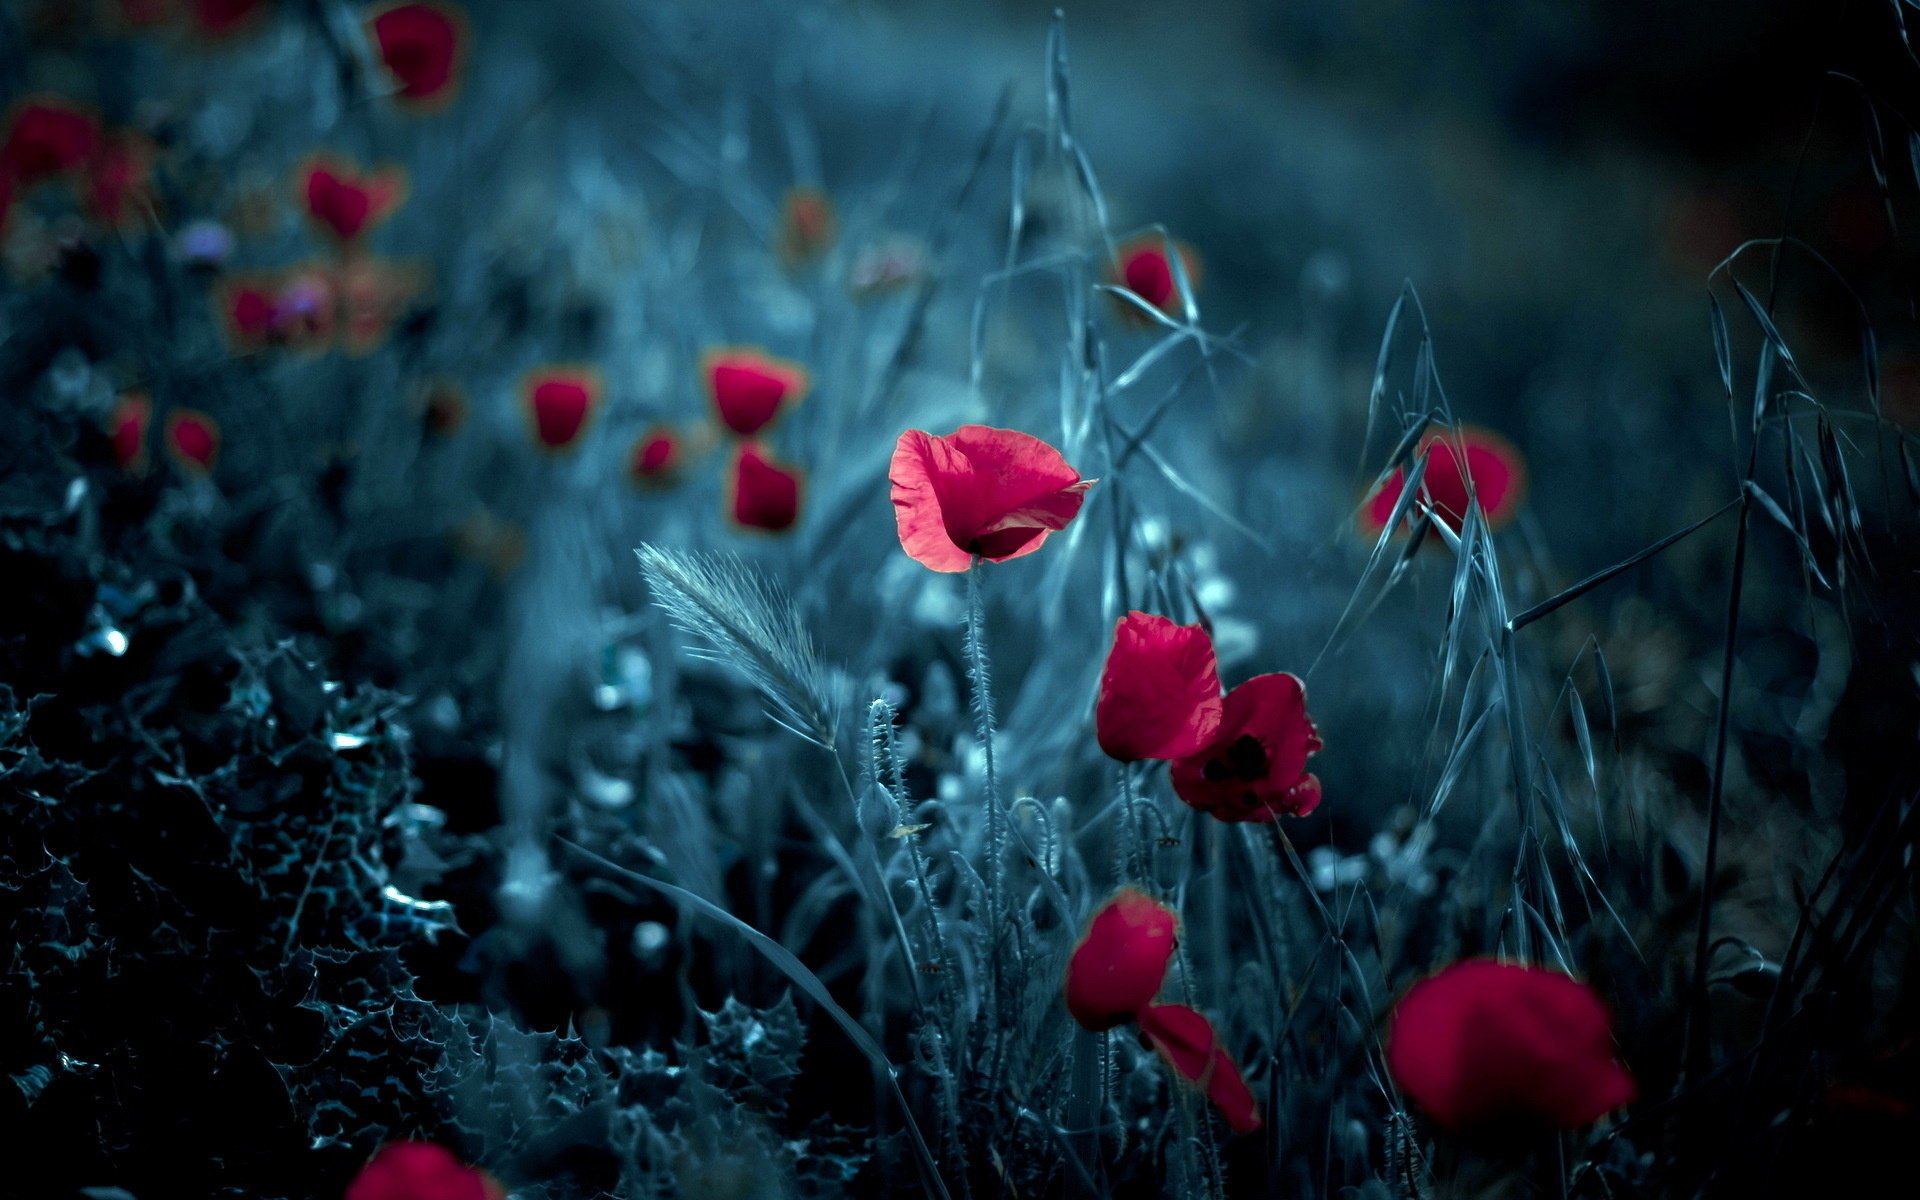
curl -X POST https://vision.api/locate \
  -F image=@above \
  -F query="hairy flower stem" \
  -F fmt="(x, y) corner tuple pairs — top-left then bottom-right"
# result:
(964, 558), (1006, 1045)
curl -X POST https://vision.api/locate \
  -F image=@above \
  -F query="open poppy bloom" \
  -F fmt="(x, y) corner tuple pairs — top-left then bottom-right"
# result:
(1169, 673), (1323, 822)
(108, 391), (152, 471)
(889, 425), (1093, 572)
(299, 155), (406, 245)
(345, 1141), (497, 1200)
(1386, 960), (1636, 1135)
(1, 99), (100, 186)
(521, 367), (599, 451)
(367, 2), (467, 108)
(164, 408), (220, 474)
(629, 425), (683, 486)
(703, 347), (808, 437)
(1361, 425), (1526, 537)
(728, 441), (802, 532)
(777, 185), (836, 265)
(1138, 1003), (1262, 1134)
(1065, 888), (1178, 1031)
(1097, 612), (1224, 762)
(1111, 234), (1200, 321)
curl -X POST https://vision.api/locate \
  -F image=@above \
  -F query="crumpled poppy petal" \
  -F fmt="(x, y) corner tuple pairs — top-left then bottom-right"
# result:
(1386, 960), (1636, 1134)
(705, 348), (808, 437)
(368, 2), (466, 106)
(1064, 888), (1177, 1031)
(1171, 673), (1323, 822)
(889, 424), (1092, 572)
(345, 1141), (496, 1200)
(1096, 612), (1224, 762)
(729, 441), (802, 532)
(1138, 1003), (1262, 1134)
(522, 368), (598, 451)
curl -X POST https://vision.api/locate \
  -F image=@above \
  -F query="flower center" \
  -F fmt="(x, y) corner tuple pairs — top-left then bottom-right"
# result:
(1202, 734), (1268, 783)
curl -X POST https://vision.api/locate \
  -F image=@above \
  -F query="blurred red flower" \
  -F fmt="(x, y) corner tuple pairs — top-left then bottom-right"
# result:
(86, 132), (155, 228)
(164, 408), (220, 474)
(1111, 234), (1200, 320)
(1, 99), (100, 186)
(109, 391), (152, 471)
(1361, 425), (1525, 537)
(728, 441), (802, 532)
(299, 155), (406, 245)
(521, 367), (599, 451)
(1169, 672), (1323, 823)
(191, 0), (269, 37)
(1064, 888), (1178, 1032)
(1138, 1003), (1262, 1134)
(1386, 960), (1635, 1134)
(344, 1142), (495, 1200)
(1096, 612), (1224, 762)
(889, 424), (1093, 572)
(368, 2), (467, 108)
(777, 185), (836, 266)
(703, 347), (808, 437)
(219, 276), (282, 349)
(629, 425), (683, 486)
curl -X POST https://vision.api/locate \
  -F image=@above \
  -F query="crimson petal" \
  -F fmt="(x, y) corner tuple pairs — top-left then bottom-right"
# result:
(1096, 612), (1224, 762)
(889, 424), (1093, 572)
(1138, 1003), (1262, 1134)
(1063, 888), (1177, 1031)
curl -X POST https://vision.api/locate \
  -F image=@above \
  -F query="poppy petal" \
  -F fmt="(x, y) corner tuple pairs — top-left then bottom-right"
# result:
(345, 1141), (495, 1200)
(1170, 673), (1323, 822)
(705, 348), (808, 437)
(729, 441), (802, 532)
(164, 409), (220, 474)
(522, 368), (599, 451)
(1138, 1003), (1262, 1134)
(889, 424), (1093, 572)
(1, 99), (100, 185)
(1096, 612), (1225, 762)
(1063, 888), (1177, 1031)
(1362, 427), (1527, 537)
(629, 426), (682, 485)
(368, 2), (466, 106)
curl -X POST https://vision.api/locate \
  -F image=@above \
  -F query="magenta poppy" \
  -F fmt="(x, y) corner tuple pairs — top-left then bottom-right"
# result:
(1137, 1003), (1262, 1134)
(367, 2), (466, 108)
(703, 348), (808, 437)
(1064, 888), (1178, 1032)
(1169, 673), (1323, 823)
(889, 425), (1093, 572)
(1096, 612), (1225, 762)
(109, 391), (151, 471)
(219, 277), (281, 349)
(629, 425), (682, 486)
(1386, 960), (1636, 1134)
(1112, 235), (1201, 320)
(521, 368), (599, 451)
(728, 441), (802, 532)
(1362, 426), (1526, 537)
(344, 1142), (496, 1200)
(1, 99), (100, 186)
(777, 185), (836, 265)
(300, 156), (405, 245)
(165, 408), (220, 474)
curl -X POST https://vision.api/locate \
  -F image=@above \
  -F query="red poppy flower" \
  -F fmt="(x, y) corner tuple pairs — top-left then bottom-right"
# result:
(1111, 235), (1201, 320)
(219, 277), (281, 349)
(728, 441), (802, 532)
(367, 2), (466, 108)
(1064, 888), (1178, 1032)
(629, 425), (682, 485)
(108, 391), (152, 471)
(889, 425), (1093, 572)
(1, 99), (100, 186)
(1096, 612), (1225, 762)
(1361, 426), (1526, 537)
(165, 408), (220, 474)
(345, 1142), (496, 1200)
(190, 0), (268, 37)
(777, 185), (836, 265)
(703, 347), (808, 437)
(299, 156), (406, 245)
(85, 132), (154, 228)
(521, 367), (599, 451)
(1168, 673), (1323, 823)
(1385, 960), (1636, 1134)
(1137, 1003), (1261, 1134)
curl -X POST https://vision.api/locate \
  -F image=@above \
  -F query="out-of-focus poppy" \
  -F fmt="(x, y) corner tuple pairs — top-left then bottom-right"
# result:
(1168, 673), (1323, 823)
(85, 131), (155, 228)
(219, 276), (281, 349)
(1361, 425), (1525, 537)
(703, 347), (808, 437)
(1137, 1003), (1262, 1133)
(190, 0), (269, 38)
(629, 425), (683, 486)
(1385, 959), (1635, 1135)
(521, 366), (600, 451)
(889, 424), (1093, 572)
(1111, 234), (1200, 322)
(777, 185), (835, 266)
(1064, 888), (1178, 1032)
(164, 408), (220, 474)
(108, 391), (152, 471)
(417, 378), (467, 436)
(1, 98), (101, 186)
(1096, 612), (1225, 763)
(367, 2), (467, 109)
(299, 155), (406, 246)
(728, 441), (802, 532)
(344, 1141), (497, 1200)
